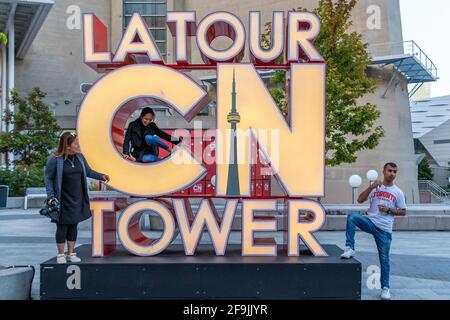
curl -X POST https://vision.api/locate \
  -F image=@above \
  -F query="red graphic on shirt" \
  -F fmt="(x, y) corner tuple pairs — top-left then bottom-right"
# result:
(373, 191), (396, 203)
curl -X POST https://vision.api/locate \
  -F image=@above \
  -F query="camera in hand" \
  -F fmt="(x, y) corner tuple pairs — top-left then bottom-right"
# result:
(40, 199), (60, 222)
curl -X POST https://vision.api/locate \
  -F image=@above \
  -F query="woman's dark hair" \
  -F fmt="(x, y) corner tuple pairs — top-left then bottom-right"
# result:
(140, 107), (155, 118)
(55, 131), (77, 159)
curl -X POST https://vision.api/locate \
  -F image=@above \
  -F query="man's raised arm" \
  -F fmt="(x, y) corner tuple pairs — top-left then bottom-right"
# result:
(357, 180), (382, 204)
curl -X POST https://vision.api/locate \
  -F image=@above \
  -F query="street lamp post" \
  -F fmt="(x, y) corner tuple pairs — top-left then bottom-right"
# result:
(367, 170), (379, 186)
(349, 175), (362, 205)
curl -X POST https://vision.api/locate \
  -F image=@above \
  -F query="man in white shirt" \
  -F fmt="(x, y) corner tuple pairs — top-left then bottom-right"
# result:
(341, 163), (407, 300)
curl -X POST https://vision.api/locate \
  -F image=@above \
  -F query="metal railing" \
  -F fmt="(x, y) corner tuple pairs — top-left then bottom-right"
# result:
(369, 40), (438, 80)
(418, 180), (450, 204)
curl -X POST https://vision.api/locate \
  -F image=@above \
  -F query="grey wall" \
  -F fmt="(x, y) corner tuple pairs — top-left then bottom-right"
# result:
(15, 0), (112, 129)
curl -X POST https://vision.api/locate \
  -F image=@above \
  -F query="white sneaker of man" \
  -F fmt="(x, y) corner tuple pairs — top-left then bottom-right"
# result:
(66, 253), (81, 263)
(340, 247), (356, 259)
(56, 254), (67, 264)
(380, 287), (392, 300)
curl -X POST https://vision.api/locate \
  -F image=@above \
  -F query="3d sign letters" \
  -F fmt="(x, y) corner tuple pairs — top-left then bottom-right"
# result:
(79, 11), (327, 258)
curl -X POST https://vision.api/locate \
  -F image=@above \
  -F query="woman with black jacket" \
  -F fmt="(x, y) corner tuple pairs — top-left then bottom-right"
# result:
(45, 132), (110, 264)
(122, 107), (182, 163)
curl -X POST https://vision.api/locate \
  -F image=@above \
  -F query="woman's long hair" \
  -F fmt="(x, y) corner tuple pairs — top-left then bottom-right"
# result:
(55, 131), (77, 160)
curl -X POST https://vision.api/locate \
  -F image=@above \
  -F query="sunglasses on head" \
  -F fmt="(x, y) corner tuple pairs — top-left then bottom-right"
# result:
(60, 131), (77, 138)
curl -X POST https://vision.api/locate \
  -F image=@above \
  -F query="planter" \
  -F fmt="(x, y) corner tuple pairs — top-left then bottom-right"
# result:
(0, 265), (34, 300)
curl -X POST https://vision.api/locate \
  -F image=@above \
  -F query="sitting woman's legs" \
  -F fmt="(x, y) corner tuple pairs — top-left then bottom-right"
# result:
(144, 134), (170, 151)
(142, 154), (161, 163)
(142, 135), (171, 163)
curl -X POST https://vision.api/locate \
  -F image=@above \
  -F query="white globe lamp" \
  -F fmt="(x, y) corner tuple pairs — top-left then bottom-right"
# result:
(367, 170), (378, 183)
(348, 175), (362, 204)
(349, 175), (362, 188)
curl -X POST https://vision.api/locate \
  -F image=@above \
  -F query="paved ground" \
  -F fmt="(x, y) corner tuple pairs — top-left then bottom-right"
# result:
(1, 209), (450, 300)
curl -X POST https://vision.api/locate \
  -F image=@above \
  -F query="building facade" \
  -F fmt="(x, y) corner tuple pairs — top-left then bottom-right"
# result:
(411, 95), (450, 187)
(1, 0), (427, 203)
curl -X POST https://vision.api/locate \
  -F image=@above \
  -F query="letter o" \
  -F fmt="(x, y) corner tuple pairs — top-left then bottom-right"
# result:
(118, 201), (175, 256)
(196, 12), (246, 63)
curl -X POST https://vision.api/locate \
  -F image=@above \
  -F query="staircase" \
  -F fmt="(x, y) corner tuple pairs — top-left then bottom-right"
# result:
(418, 180), (450, 204)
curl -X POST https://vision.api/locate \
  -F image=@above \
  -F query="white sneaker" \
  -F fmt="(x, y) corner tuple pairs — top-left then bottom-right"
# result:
(56, 254), (67, 264)
(380, 287), (392, 300)
(66, 253), (81, 263)
(340, 246), (356, 259)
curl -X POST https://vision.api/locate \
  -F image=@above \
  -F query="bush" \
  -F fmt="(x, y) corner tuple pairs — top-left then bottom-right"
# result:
(0, 165), (45, 197)
(0, 88), (60, 168)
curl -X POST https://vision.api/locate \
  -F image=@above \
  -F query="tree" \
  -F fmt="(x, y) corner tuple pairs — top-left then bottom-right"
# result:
(0, 88), (61, 168)
(418, 157), (433, 181)
(0, 32), (7, 45)
(261, 0), (384, 166)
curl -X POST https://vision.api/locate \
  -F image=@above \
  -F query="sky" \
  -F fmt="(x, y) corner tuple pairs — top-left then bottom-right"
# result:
(400, 0), (450, 98)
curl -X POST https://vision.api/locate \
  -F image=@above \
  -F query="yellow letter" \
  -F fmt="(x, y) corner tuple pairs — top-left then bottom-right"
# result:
(173, 199), (238, 255)
(249, 12), (284, 63)
(78, 64), (209, 196)
(113, 13), (163, 63)
(216, 63), (325, 197)
(118, 200), (175, 256)
(288, 200), (327, 257)
(242, 200), (278, 256)
(83, 14), (111, 64)
(287, 12), (323, 62)
(91, 201), (115, 257)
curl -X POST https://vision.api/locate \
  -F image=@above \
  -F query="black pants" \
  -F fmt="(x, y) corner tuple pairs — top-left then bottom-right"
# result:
(56, 224), (78, 244)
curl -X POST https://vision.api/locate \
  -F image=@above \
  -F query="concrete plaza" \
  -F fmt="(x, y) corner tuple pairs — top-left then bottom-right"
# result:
(1, 208), (450, 300)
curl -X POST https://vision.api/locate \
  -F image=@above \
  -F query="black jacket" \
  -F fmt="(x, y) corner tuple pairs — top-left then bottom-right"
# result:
(123, 119), (181, 162)
(44, 154), (105, 224)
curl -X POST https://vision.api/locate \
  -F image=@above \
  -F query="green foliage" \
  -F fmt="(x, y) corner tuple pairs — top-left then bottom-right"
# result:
(0, 32), (7, 45)
(261, 0), (385, 166)
(0, 88), (61, 168)
(0, 165), (45, 197)
(418, 157), (434, 181)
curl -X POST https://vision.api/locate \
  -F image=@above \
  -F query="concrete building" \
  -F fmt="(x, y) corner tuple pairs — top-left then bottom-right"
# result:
(0, 0), (439, 204)
(411, 95), (450, 187)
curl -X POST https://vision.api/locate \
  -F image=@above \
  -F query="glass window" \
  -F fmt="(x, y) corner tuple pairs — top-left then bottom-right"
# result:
(125, 16), (167, 28)
(150, 29), (167, 40)
(156, 42), (166, 54)
(124, 3), (167, 15)
(434, 139), (450, 145)
(123, 0), (167, 52)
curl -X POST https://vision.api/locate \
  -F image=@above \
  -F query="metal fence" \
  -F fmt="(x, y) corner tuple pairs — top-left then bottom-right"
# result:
(369, 40), (438, 80)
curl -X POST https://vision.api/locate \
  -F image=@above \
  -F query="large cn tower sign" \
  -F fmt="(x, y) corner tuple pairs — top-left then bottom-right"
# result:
(78, 11), (327, 258)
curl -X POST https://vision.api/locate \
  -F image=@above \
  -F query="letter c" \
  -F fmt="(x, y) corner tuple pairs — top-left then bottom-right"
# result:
(77, 65), (209, 196)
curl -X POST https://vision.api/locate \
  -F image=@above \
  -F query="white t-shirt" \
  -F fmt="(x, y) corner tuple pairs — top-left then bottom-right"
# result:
(366, 184), (407, 233)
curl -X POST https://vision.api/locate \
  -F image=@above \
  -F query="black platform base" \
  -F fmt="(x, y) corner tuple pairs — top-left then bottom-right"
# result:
(40, 244), (361, 300)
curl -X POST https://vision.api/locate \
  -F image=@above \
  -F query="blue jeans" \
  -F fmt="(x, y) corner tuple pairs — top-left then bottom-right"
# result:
(142, 135), (170, 163)
(345, 212), (392, 289)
